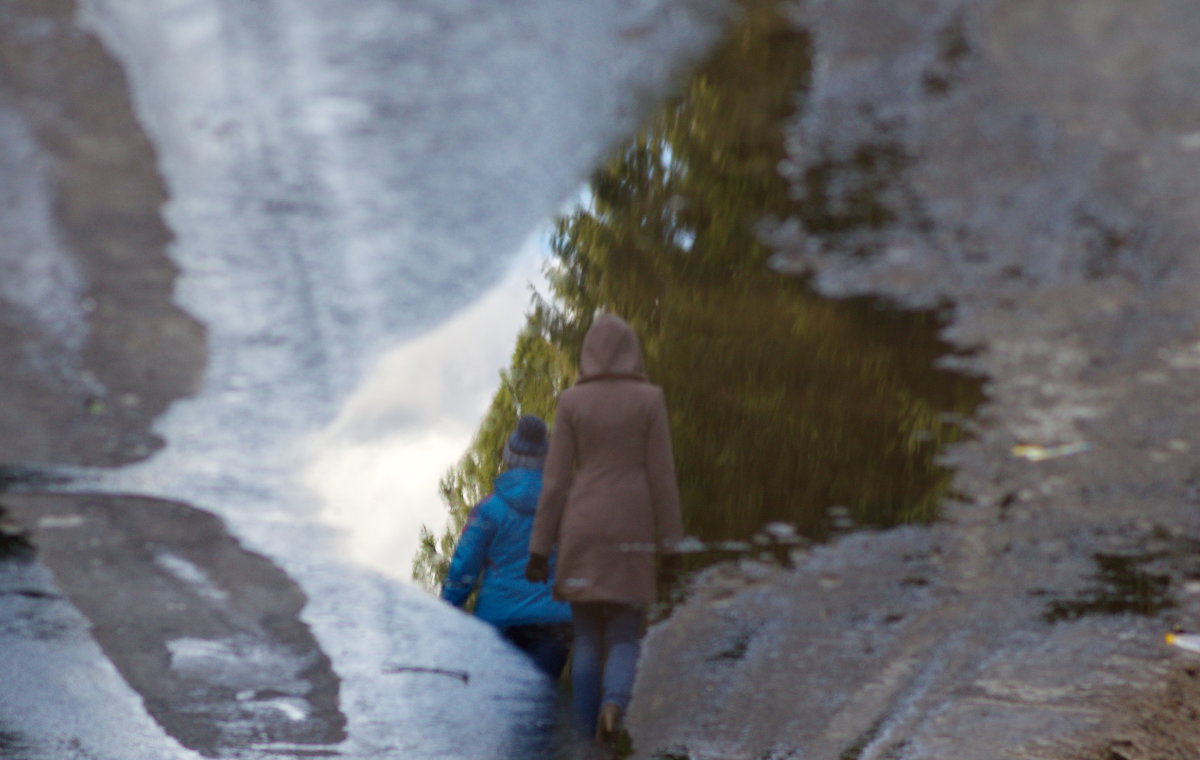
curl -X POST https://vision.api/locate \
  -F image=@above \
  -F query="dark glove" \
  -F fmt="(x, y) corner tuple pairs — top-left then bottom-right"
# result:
(659, 553), (684, 589)
(525, 553), (549, 583)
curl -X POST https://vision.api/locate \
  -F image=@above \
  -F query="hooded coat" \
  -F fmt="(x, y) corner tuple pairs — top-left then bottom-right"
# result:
(530, 314), (683, 607)
(441, 467), (571, 628)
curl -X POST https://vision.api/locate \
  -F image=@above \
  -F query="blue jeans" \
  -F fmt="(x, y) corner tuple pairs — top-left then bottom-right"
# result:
(569, 602), (644, 737)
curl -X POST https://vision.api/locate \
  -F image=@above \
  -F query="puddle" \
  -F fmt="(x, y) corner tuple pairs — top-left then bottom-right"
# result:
(2, 493), (347, 757)
(1042, 552), (1177, 623)
(417, 0), (985, 590)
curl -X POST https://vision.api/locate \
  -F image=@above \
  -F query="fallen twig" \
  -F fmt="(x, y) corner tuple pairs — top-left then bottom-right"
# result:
(381, 665), (470, 684)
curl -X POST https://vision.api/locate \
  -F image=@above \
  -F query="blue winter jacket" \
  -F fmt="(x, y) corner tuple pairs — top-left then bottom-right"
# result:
(440, 468), (571, 628)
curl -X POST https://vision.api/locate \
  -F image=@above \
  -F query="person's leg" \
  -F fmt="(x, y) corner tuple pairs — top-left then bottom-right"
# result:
(600, 603), (644, 714)
(569, 603), (604, 737)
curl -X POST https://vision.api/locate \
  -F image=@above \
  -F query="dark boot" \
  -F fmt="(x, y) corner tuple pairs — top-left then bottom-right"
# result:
(595, 702), (622, 748)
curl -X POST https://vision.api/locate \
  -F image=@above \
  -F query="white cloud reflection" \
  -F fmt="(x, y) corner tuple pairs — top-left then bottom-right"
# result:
(301, 230), (549, 582)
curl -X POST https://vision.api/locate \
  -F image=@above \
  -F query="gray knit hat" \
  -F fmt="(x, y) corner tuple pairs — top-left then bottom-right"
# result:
(503, 414), (548, 470)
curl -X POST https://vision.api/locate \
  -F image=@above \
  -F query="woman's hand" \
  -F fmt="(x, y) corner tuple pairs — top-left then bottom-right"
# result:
(524, 553), (550, 583)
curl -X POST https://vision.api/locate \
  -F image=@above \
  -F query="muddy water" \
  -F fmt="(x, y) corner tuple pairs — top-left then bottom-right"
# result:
(450, 0), (986, 581)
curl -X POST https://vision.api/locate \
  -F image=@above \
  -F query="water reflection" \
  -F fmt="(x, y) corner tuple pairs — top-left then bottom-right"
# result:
(302, 241), (548, 579)
(1041, 552), (1178, 623)
(417, 0), (984, 589)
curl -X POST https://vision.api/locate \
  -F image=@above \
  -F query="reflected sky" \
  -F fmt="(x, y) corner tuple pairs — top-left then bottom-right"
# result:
(0, 1), (743, 757)
(401, 0), (988, 596)
(301, 230), (551, 580)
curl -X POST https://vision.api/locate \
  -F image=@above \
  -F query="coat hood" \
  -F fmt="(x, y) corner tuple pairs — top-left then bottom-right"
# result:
(494, 467), (542, 516)
(577, 313), (647, 383)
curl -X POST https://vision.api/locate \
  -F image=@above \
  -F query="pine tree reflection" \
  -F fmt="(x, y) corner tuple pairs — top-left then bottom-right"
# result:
(414, 0), (983, 591)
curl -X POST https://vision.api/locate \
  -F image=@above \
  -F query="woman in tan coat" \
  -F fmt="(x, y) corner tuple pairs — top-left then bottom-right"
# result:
(525, 313), (683, 746)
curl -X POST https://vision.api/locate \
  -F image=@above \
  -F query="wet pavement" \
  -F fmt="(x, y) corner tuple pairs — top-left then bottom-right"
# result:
(0, 492), (574, 760)
(0, 528), (205, 760)
(0, 0), (731, 757)
(3, 494), (344, 756)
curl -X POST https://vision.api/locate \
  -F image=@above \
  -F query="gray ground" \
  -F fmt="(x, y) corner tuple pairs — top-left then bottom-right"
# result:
(627, 2), (1200, 758)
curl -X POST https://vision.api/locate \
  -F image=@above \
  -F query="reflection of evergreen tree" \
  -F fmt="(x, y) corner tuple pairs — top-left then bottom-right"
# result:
(413, 0), (981, 590)
(411, 327), (569, 591)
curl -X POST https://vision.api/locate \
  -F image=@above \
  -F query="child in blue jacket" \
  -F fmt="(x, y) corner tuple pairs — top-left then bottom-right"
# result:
(440, 415), (572, 679)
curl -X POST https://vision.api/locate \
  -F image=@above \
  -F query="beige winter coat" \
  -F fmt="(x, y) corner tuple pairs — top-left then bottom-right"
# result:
(529, 314), (683, 607)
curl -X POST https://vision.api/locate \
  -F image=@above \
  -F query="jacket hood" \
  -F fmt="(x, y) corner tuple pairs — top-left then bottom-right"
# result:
(494, 467), (543, 515)
(577, 313), (647, 383)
